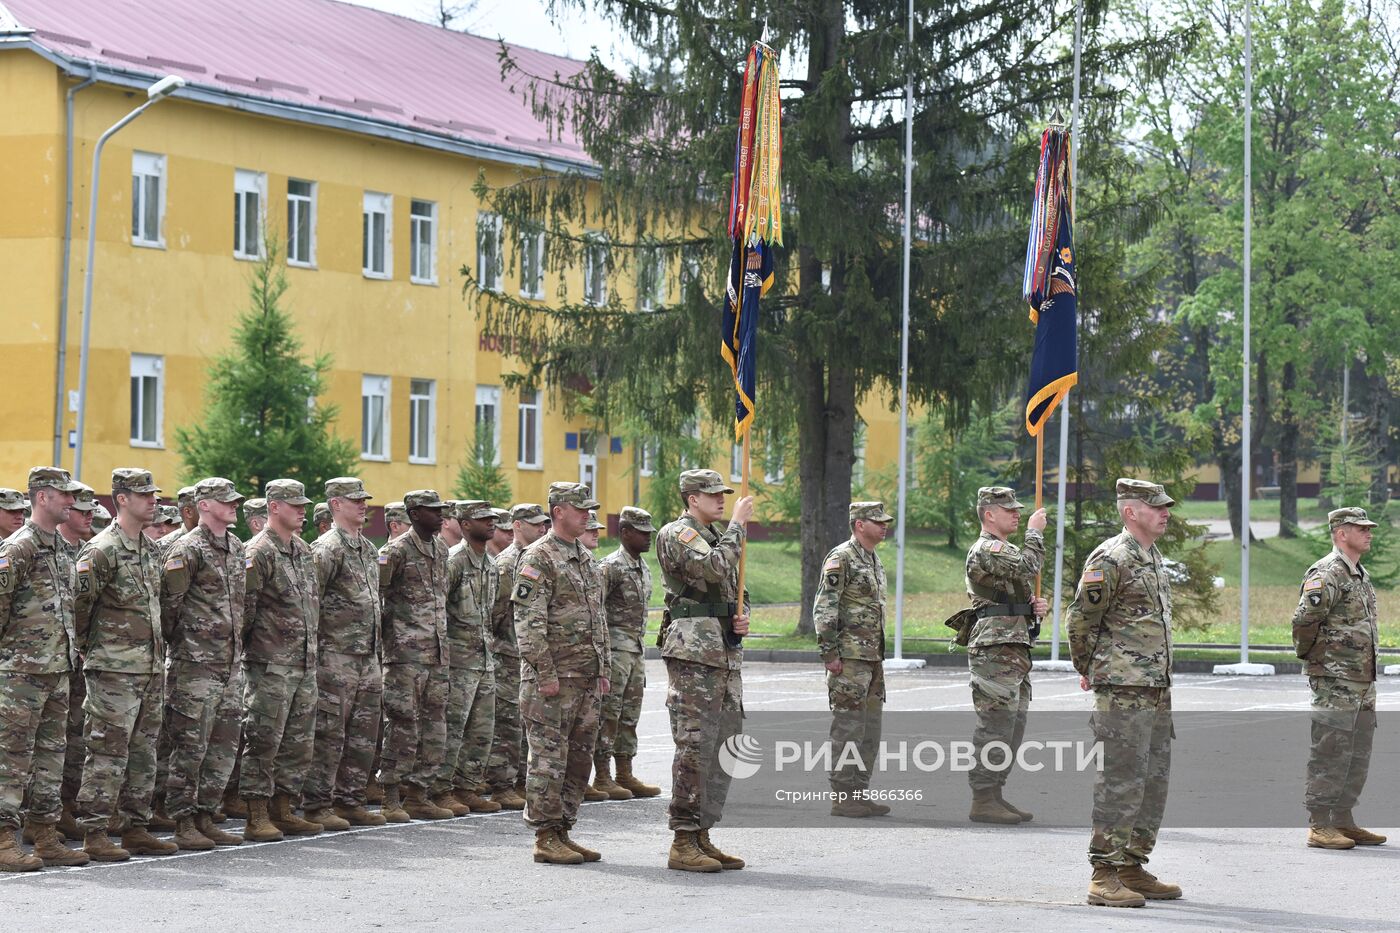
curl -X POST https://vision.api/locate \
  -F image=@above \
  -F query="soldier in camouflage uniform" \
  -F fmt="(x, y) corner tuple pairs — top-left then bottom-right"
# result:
(656, 469), (753, 873)
(223, 493), (267, 820)
(312, 502), (332, 539)
(485, 502), (550, 809)
(813, 501), (896, 819)
(53, 483), (97, 842)
(243, 497), (268, 537)
(90, 504), (111, 533)
(488, 508), (513, 557)
(304, 478), (384, 830)
(1067, 478), (1180, 907)
(593, 506), (660, 801)
(73, 469), (176, 861)
(962, 487), (1048, 824)
(1293, 507), (1385, 850)
(383, 501), (411, 541)
(436, 500), (500, 815)
(145, 505), (180, 542)
(0, 489), (28, 540)
(159, 487), (197, 553)
(512, 482), (610, 865)
(241, 479), (322, 840)
(377, 489), (453, 821)
(159, 478), (247, 850)
(0, 467), (87, 871)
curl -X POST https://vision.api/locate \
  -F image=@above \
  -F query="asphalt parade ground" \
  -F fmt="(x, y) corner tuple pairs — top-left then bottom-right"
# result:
(3, 662), (1398, 932)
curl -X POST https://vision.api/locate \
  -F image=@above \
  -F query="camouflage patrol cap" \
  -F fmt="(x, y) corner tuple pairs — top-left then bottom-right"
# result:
(243, 497), (267, 519)
(977, 486), (1024, 511)
(265, 478), (312, 505)
(195, 477), (244, 504)
(312, 502), (330, 525)
(92, 504), (112, 528)
(0, 488), (26, 511)
(403, 489), (446, 510)
(69, 483), (98, 512)
(442, 500), (467, 522)
(27, 467), (81, 494)
(584, 510), (605, 530)
(618, 506), (656, 533)
(157, 504), (182, 526)
(491, 507), (512, 530)
(457, 499), (495, 521)
(850, 501), (895, 523)
(1115, 478), (1175, 508)
(510, 503), (549, 525)
(176, 486), (197, 509)
(384, 502), (409, 524)
(548, 482), (600, 510)
(112, 468), (159, 494)
(325, 477), (372, 501)
(679, 469), (735, 495)
(1329, 507), (1378, 531)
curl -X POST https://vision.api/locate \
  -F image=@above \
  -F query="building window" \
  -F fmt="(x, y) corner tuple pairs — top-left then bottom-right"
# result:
(477, 212), (502, 292)
(583, 234), (608, 306)
(408, 378), (435, 463)
(763, 430), (786, 484)
(287, 179), (316, 266)
(362, 191), (391, 278)
(517, 389), (542, 469)
(233, 169), (266, 260)
(129, 353), (163, 447)
(475, 385), (502, 465)
(639, 442), (656, 477)
(410, 199), (436, 284)
(852, 417), (867, 489)
(131, 151), (165, 247)
(520, 225), (545, 299)
(361, 374), (390, 460)
(637, 246), (667, 312)
(730, 440), (744, 483)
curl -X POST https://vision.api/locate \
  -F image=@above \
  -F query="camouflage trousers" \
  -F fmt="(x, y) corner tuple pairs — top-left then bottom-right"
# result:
(304, 652), (383, 810)
(827, 659), (885, 792)
(1306, 676), (1377, 826)
(378, 662), (448, 790)
(598, 649), (645, 760)
(968, 644), (1032, 791)
(61, 669), (84, 805)
(239, 662), (317, 800)
(666, 659), (743, 832)
(1088, 685), (1172, 867)
(485, 655), (524, 791)
(436, 665), (495, 795)
(521, 677), (600, 831)
(76, 671), (163, 832)
(0, 671), (69, 829)
(163, 661), (242, 818)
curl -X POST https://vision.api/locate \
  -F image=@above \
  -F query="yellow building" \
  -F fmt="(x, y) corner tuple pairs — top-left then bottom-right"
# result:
(0, 0), (908, 524)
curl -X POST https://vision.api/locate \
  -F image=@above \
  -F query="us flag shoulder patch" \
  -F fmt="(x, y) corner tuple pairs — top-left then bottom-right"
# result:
(989, 540), (1004, 553)
(824, 558), (841, 572)
(164, 557), (184, 571)
(679, 527), (699, 543)
(377, 554), (389, 565)
(1083, 569), (1104, 583)
(1303, 578), (1324, 592)
(520, 564), (542, 581)
(0, 557), (9, 570)
(245, 557), (255, 569)
(75, 559), (90, 572)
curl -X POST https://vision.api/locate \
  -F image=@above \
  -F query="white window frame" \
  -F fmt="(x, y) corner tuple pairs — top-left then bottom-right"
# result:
(638, 246), (668, 312)
(520, 225), (545, 299)
(475, 385), (502, 466)
(131, 151), (165, 248)
(763, 432), (785, 484)
(362, 191), (392, 279)
(129, 353), (164, 448)
(638, 441), (656, 477)
(477, 211), (503, 292)
(410, 198), (437, 285)
(730, 440), (744, 483)
(408, 378), (436, 464)
(517, 389), (542, 470)
(583, 233), (608, 306)
(287, 178), (316, 267)
(233, 168), (266, 260)
(361, 374), (390, 461)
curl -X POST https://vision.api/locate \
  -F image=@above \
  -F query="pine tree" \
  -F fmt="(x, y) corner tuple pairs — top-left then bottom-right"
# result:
(454, 425), (513, 505)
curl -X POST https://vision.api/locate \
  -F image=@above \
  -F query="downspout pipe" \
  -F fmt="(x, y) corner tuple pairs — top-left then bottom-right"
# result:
(54, 66), (97, 467)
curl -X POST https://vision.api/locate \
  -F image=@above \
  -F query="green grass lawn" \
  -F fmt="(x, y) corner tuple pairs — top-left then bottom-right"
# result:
(1173, 497), (1331, 524)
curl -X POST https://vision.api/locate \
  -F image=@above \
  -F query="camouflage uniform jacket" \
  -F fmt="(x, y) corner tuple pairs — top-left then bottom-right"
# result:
(600, 546), (651, 655)
(160, 525), (246, 667)
(1067, 529), (1173, 687)
(1292, 547), (1378, 682)
(0, 521), (76, 673)
(489, 542), (523, 660)
(244, 528), (319, 668)
(813, 537), (887, 663)
(312, 527), (379, 657)
(159, 525), (190, 556)
(511, 532), (608, 684)
(655, 513), (745, 671)
(378, 531), (448, 666)
(74, 522), (164, 674)
(964, 529), (1045, 648)
(447, 541), (495, 672)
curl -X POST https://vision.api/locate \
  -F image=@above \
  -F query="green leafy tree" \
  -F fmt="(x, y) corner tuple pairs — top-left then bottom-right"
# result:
(1307, 403), (1397, 587)
(454, 425), (513, 505)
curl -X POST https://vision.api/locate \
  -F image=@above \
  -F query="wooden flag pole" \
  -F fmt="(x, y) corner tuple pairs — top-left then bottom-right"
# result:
(736, 428), (750, 610)
(1034, 431), (1044, 598)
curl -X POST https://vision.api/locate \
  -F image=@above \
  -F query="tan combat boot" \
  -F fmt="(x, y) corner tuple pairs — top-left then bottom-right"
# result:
(403, 786), (454, 820)
(333, 804), (386, 827)
(365, 780), (384, 804)
(83, 829), (130, 862)
(533, 828), (585, 864)
(1087, 865), (1146, 907)
(591, 757), (633, 801)
(269, 793), (323, 836)
(667, 830), (722, 872)
(559, 829), (602, 862)
(1308, 826), (1356, 849)
(26, 821), (90, 866)
(614, 757), (661, 798)
(1339, 825), (1387, 846)
(430, 792), (469, 817)
(222, 791), (248, 820)
(996, 787), (1033, 822)
(121, 826), (178, 856)
(969, 787), (1022, 824)
(1117, 864), (1182, 899)
(831, 798), (871, 818)
(457, 789), (502, 813)
(304, 807), (352, 831)
(243, 798), (285, 842)
(0, 827), (43, 872)
(696, 829), (745, 870)
(56, 804), (85, 841)
(174, 816), (215, 851)
(582, 781), (609, 802)
(148, 803), (177, 832)
(489, 786), (526, 810)
(195, 812), (243, 846)
(380, 786), (411, 824)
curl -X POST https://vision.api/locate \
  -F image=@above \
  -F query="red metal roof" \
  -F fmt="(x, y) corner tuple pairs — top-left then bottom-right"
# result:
(3, 0), (590, 165)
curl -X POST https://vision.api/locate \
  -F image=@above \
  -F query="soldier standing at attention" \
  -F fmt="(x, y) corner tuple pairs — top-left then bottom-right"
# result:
(160, 487), (198, 553)
(1068, 478), (1180, 908)
(54, 483), (96, 842)
(962, 487), (1047, 825)
(243, 498), (268, 537)
(312, 503), (332, 539)
(383, 502), (411, 541)
(159, 478), (248, 850)
(656, 469), (753, 873)
(813, 501), (895, 819)
(0, 467), (87, 871)
(440, 502), (466, 550)
(512, 482), (610, 865)
(377, 490), (453, 822)
(488, 509), (513, 557)
(73, 469), (176, 861)
(0, 489), (27, 539)
(241, 479), (322, 840)
(1293, 507), (1385, 850)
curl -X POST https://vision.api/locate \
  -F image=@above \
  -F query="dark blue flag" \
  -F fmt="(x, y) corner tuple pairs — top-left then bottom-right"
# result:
(721, 238), (772, 440)
(1023, 127), (1078, 436)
